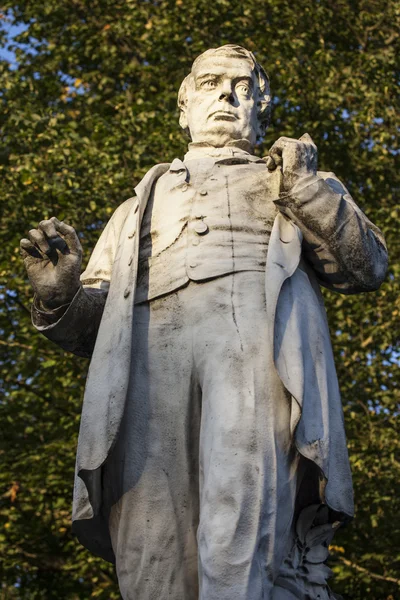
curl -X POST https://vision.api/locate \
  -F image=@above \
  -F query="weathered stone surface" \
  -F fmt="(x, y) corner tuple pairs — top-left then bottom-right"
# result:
(21, 44), (388, 599)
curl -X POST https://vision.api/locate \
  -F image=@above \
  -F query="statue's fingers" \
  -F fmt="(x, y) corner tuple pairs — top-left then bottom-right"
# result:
(265, 156), (277, 171)
(51, 217), (82, 255)
(268, 146), (283, 167)
(28, 229), (51, 255)
(299, 132), (316, 147)
(38, 219), (68, 253)
(20, 238), (43, 259)
(271, 136), (296, 148)
(268, 137), (289, 167)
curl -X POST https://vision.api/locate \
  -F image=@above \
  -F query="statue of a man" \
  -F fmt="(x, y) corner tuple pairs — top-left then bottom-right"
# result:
(20, 45), (387, 600)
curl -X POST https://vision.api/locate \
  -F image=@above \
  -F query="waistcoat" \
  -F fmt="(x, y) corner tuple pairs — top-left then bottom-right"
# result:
(135, 155), (281, 303)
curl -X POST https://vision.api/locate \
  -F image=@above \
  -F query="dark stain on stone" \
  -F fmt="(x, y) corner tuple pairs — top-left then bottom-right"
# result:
(225, 176), (243, 352)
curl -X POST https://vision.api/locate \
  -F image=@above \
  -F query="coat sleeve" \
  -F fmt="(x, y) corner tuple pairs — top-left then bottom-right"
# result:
(31, 197), (137, 357)
(274, 172), (388, 293)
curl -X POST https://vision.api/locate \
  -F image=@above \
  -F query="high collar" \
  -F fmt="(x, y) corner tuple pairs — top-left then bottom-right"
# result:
(184, 139), (261, 162)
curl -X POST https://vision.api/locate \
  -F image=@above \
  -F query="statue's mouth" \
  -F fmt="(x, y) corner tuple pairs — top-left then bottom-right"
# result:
(209, 111), (238, 121)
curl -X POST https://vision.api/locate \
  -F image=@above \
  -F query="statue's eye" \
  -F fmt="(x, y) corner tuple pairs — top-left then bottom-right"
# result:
(201, 80), (217, 90)
(236, 83), (250, 96)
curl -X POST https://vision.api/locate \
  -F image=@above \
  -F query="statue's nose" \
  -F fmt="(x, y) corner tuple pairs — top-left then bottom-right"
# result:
(219, 86), (234, 103)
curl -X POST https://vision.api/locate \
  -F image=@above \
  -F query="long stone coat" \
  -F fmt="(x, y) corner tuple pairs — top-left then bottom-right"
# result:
(33, 162), (388, 562)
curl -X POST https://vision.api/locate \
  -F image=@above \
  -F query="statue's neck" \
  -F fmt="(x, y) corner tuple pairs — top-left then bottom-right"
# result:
(187, 139), (254, 154)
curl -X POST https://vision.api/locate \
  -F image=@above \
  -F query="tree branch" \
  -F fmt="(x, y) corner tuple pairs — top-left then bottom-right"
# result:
(336, 555), (400, 586)
(0, 338), (53, 357)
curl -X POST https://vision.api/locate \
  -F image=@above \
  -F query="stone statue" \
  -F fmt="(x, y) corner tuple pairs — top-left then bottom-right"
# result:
(20, 45), (388, 599)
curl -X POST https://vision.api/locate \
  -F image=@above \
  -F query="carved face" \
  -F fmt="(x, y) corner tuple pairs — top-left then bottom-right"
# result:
(180, 55), (260, 147)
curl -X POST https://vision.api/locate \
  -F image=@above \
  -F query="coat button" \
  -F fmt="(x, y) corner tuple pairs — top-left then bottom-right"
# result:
(128, 231), (135, 239)
(181, 183), (189, 192)
(200, 189), (208, 196)
(124, 287), (131, 298)
(128, 255), (134, 266)
(194, 221), (209, 235)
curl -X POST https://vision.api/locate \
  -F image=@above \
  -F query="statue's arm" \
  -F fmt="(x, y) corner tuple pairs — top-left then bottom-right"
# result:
(31, 198), (136, 357)
(274, 172), (388, 293)
(32, 285), (108, 358)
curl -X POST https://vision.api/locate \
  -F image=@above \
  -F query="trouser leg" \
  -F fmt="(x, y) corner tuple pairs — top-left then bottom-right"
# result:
(104, 297), (200, 600)
(190, 273), (299, 600)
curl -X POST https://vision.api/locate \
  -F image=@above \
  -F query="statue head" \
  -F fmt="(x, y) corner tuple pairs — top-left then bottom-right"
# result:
(178, 44), (271, 149)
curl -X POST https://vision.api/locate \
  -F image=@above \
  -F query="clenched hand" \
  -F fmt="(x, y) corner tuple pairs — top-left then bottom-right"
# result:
(20, 217), (82, 309)
(266, 133), (318, 192)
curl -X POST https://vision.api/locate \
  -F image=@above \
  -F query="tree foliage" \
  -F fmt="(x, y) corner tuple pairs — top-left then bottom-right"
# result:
(0, 0), (399, 598)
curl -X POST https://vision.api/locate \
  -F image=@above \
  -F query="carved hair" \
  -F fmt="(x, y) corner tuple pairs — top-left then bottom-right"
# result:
(178, 44), (271, 139)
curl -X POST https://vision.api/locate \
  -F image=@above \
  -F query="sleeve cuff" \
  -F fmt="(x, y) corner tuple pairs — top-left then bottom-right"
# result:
(274, 174), (327, 208)
(32, 286), (83, 329)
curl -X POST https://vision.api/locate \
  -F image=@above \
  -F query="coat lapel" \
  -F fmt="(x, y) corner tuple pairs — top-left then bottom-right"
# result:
(265, 212), (303, 334)
(134, 163), (171, 222)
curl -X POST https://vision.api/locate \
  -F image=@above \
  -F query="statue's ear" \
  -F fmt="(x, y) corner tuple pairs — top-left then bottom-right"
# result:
(178, 75), (192, 135)
(256, 93), (271, 140)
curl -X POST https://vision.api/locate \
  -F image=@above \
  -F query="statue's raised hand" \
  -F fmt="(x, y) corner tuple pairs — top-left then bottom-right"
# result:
(20, 217), (82, 309)
(266, 133), (318, 192)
